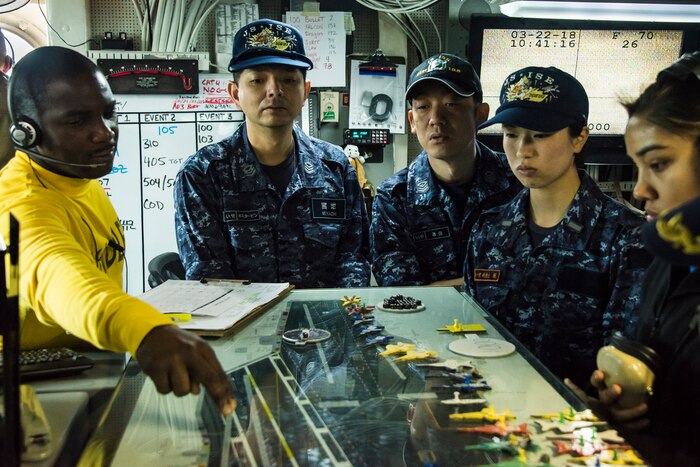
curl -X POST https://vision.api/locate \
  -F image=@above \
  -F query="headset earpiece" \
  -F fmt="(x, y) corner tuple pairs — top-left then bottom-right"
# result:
(7, 64), (41, 149)
(9, 117), (40, 148)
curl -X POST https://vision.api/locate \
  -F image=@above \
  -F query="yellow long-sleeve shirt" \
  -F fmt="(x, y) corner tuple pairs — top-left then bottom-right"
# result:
(0, 152), (173, 355)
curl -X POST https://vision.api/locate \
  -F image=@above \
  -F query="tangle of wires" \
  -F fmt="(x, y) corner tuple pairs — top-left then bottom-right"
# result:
(354, 0), (442, 61)
(130, 0), (221, 52)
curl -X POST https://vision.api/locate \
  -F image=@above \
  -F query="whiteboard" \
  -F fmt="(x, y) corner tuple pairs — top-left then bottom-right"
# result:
(104, 74), (243, 294)
(286, 11), (346, 87)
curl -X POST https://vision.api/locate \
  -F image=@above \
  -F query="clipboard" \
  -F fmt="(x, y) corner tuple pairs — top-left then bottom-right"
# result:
(138, 279), (294, 337)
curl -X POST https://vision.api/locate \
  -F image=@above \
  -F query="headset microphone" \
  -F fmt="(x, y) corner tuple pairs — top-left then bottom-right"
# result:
(19, 147), (109, 169)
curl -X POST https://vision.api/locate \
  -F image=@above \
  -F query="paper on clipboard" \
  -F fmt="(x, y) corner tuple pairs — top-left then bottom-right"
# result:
(348, 60), (406, 133)
(139, 280), (293, 336)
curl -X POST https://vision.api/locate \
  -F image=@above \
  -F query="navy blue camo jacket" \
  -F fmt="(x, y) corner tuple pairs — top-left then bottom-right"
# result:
(370, 142), (520, 286)
(465, 172), (650, 386)
(174, 123), (370, 288)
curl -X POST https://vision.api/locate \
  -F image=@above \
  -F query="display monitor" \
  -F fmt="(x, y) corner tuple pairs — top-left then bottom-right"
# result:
(468, 15), (699, 162)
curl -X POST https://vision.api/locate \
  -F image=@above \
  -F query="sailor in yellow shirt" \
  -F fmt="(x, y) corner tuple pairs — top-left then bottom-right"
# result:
(0, 46), (235, 415)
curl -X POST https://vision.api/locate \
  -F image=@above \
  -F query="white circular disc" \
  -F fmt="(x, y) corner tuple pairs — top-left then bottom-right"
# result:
(448, 337), (516, 358)
(375, 302), (426, 313)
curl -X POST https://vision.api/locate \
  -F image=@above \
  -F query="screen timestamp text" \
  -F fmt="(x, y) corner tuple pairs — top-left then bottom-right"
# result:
(509, 30), (578, 48)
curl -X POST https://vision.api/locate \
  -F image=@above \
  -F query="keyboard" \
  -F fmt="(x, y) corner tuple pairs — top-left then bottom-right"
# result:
(0, 348), (95, 380)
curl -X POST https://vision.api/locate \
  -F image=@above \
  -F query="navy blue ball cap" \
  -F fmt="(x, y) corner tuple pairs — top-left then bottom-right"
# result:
(642, 195), (700, 267)
(479, 66), (588, 132)
(405, 53), (481, 102)
(228, 19), (313, 72)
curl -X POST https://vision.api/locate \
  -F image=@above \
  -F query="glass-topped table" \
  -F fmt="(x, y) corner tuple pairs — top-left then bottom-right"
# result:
(80, 286), (596, 466)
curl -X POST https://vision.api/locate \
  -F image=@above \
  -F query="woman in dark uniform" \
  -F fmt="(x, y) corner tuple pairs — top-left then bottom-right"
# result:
(465, 66), (648, 388)
(576, 52), (700, 466)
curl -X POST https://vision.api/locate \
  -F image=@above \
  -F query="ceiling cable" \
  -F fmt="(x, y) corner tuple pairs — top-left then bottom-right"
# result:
(355, 0), (441, 58)
(131, 0), (219, 52)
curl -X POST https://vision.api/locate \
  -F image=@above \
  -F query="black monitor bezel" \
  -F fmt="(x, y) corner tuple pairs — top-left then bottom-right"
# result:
(468, 14), (700, 164)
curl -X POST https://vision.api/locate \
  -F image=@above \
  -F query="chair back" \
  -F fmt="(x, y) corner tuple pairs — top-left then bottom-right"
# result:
(147, 252), (185, 288)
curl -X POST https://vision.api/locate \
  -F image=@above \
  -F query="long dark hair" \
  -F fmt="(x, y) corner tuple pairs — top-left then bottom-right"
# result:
(622, 52), (700, 158)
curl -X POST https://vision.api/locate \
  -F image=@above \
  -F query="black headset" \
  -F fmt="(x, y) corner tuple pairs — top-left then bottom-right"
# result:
(7, 71), (41, 149)
(369, 93), (393, 122)
(658, 50), (700, 83)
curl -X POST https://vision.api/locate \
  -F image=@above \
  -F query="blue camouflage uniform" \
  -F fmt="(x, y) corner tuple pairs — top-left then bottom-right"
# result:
(465, 171), (649, 386)
(371, 142), (520, 286)
(174, 123), (370, 288)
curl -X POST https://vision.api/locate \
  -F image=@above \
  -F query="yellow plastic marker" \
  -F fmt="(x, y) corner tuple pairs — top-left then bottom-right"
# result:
(449, 406), (516, 422)
(437, 319), (486, 334)
(341, 295), (362, 307)
(394, 349), (438, 362)
(379, 342), (416, 357)
(166, 313), (192, 322)
(531, 407), (598, 422)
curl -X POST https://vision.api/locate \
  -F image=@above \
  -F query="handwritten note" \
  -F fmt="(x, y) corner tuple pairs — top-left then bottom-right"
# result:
(108, 74), (243, 294)
(139, 280), (292, 334)
(286, 12), (346, 88)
